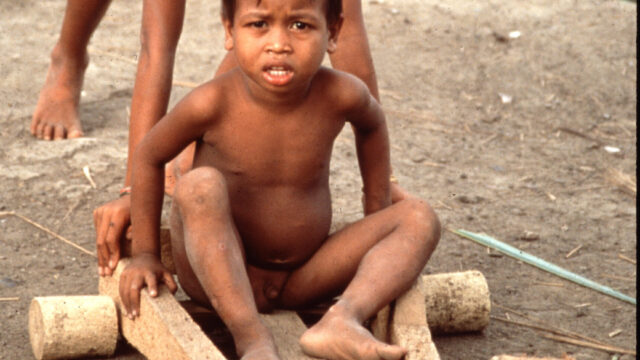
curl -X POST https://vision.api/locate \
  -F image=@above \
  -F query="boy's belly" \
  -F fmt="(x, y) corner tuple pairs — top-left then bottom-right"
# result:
(229, 185), (332, 270)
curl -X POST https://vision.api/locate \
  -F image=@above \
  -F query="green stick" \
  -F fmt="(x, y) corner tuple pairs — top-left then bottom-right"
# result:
(450, 229), (636, 305)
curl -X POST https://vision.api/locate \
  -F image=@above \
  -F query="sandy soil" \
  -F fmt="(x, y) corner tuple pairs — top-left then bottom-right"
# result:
(0, 0), (636, 359)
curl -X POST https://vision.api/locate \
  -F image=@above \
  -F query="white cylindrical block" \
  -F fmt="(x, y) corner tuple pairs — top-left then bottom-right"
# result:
(29, 295), (118, 360)
(421, 270), (491, 334)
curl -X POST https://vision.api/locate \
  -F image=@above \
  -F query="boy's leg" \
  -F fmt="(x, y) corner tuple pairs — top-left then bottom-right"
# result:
(31, 0), (111, 140)
(169, 167), (279, 360)
(284, 193), (440, 360)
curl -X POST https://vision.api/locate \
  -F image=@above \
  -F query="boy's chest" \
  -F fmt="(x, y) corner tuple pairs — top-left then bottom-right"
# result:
(199, 110), (346, 183)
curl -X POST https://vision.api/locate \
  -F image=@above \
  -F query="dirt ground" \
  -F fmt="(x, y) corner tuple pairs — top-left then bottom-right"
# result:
(0, 0), (636, 359)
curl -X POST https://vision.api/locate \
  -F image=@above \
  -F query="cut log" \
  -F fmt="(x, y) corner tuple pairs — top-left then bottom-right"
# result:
(99, 258), (226, 360)
(28, 295), (118, 360)
(421, 270), (491, 334)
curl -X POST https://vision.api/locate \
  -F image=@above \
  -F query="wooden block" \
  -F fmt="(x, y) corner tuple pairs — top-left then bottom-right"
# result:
(390, 279), (440, 360)
(260, 311), (315, 360)
(29, 295), (118, 360)
(421, 270), (490, 334)
(99, 258), (226, 360)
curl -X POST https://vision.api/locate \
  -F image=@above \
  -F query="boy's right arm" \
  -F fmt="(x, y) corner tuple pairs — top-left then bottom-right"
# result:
(119, 82), (224, 318)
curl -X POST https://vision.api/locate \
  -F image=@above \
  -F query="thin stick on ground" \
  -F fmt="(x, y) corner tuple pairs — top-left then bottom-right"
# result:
(0, 297), (20, 302)
(492, 303), (608, 346)
(0, 211), (96, 257)
(541, 333), (636, 356)
(565, 244), (583, 259)
(491, 316), (636, 356)
(617, 253), (636, 265)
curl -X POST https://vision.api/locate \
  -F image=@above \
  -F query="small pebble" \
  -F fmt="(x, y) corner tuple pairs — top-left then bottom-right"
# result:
(519, 230), (540, 241)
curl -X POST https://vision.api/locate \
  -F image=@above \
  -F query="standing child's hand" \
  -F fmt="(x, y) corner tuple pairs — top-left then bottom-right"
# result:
(93, 195), (132, 276)
(119, 253), (178, 319)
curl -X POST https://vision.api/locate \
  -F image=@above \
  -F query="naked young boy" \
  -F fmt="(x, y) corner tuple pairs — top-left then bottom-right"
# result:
(119, 0), (440, 358)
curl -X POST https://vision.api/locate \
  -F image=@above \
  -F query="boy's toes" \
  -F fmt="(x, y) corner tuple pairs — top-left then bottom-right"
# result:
(67, 126), (83, 139)
(43, 124), (54, 140)
(53, 124), (66, 140)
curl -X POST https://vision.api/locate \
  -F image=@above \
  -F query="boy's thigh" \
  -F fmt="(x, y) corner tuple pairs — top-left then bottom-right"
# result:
(279, 201), (410, 308)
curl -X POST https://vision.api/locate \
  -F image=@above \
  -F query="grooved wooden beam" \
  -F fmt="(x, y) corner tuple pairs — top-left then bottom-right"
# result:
(99, 258), (226, 360)
(390, 278), (440, 360)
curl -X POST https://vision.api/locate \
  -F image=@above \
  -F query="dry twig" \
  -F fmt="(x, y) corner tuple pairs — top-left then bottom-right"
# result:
(0, 297), (20, 302)
(0, 211), (95, 257)
(605, 168), (636, 196)
(492, 303), (608, 346)
(617, 253), (636, 265)
(541, 333), (636, 356)
(565, 244), (583, 259)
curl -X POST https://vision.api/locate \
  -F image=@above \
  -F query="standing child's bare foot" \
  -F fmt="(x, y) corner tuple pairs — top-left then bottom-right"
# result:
(31, 46), (87, 140)
(300, 302), (406, 360)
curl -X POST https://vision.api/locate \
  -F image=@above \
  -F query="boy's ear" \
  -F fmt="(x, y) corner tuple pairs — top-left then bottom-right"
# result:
(326, 15), (343, 54)
(223, 17), (234, 51)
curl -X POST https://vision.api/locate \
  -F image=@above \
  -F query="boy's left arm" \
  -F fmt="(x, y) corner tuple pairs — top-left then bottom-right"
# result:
(347, 88), (392, 215)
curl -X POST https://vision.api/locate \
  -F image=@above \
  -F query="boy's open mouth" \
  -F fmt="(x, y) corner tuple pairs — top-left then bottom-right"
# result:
(263, 65), (294, 86)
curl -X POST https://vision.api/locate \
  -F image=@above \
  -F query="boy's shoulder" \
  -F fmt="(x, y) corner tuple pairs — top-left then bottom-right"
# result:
(178, 70), (240, 118)
(313, 67), (374, 110)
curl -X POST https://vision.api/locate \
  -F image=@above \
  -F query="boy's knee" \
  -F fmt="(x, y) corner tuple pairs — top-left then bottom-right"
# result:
(174, 167), (228, 209)
(399, 198), (441, 247)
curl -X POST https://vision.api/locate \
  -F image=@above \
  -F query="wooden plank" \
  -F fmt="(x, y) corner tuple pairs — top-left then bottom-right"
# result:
(260, 311), (315, 360)
(99, 258), (226, 360)
(390, 279), (440, 360)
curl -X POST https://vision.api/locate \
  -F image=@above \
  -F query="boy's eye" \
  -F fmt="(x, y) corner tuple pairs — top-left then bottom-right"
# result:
(250, 21), (267, 28)
(291, 21), (308, 30)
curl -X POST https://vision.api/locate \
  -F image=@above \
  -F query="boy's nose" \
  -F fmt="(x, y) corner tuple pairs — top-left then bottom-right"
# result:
(265, 28), (292, 54)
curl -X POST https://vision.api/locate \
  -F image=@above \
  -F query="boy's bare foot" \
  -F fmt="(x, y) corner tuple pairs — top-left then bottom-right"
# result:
(300, 303), (406, 360)
(31, 46), (87, 140)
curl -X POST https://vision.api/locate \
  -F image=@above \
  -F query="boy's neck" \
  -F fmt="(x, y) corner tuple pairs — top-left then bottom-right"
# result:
(238, 69), (316, 110)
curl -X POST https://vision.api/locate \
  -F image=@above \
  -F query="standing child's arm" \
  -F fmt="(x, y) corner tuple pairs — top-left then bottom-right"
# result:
(344, 79), (391, 215)
(119, 84), (222, 318)
(94, 0), (186, 277)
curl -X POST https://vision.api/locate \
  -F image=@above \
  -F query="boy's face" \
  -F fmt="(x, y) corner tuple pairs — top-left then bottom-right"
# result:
(224, 0), (342, 93)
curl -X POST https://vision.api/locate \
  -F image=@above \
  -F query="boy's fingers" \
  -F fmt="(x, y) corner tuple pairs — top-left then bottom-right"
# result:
(145, 273), (158, 297)
(95, 215), (112, 269)
(105, 221), (123, 270)
(163, 272), (178, 293)
(119, 272), (131, 316)
(129, 276), (144, 318)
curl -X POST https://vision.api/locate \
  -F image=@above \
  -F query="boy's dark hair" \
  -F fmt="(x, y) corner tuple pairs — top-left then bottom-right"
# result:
(222, 0), (342, 27)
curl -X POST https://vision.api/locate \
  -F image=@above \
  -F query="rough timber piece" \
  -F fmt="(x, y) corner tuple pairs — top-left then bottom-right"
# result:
(421, 270), (491, 334)
(99, 258), (225, 360)
(260, 311), (315, 360)
(29, 295), (118, 360)
(390, 279), (440, 360)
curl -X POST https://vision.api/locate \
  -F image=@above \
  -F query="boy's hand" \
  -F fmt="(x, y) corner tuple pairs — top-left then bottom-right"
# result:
(119, 253), (178, 319)
(93, 196), (131, 276)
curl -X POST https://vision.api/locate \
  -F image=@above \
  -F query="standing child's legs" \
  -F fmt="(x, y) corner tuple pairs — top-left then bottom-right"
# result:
(169, 167), (279, 360)
(284, 194), (440, 360)
(31, 0), (112, 140)
(330, 0), (379, 101)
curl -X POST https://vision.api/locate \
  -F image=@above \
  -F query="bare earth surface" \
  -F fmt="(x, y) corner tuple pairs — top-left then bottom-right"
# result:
(0, 1), (636, 359)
